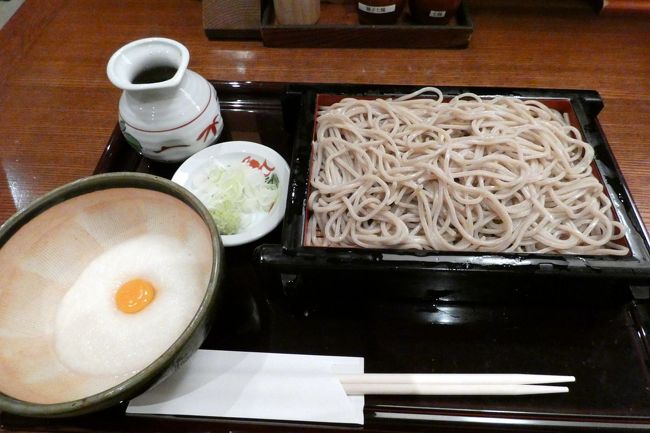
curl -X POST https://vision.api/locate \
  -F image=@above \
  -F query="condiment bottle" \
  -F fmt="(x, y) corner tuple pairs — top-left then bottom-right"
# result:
(409, 0), (460, 25)
(274, 0), (320, 25)
(357, 0), (405, 25)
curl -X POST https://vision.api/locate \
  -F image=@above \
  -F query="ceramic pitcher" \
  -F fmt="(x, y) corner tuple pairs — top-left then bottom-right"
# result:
(107, 38), (223, 163)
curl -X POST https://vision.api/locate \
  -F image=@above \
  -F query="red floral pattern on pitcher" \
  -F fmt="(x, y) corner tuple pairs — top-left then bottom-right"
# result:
(196, 115), (221, 143)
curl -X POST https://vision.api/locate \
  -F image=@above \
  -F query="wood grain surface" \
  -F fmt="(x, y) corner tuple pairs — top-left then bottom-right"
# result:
(0, 0), (649, 228)
(600, 0), (650, 14)
(203, 0), (261, 39)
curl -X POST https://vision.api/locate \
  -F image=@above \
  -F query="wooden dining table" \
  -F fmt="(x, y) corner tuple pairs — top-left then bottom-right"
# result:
(1, 1), (650, 432)
(0, 0), (648, 226)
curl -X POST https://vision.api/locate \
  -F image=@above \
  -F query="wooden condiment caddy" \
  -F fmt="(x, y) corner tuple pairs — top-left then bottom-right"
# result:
(203, 0), (473, 49)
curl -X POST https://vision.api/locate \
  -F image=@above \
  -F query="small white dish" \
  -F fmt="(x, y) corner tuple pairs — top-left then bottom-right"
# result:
(172, 141), (290, 247)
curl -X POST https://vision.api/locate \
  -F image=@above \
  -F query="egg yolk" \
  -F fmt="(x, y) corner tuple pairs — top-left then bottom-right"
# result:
(115, 279), (156, 314)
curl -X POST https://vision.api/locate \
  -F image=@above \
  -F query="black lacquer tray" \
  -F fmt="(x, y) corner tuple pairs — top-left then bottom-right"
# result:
(256, 84), (650, 295)
(4, 81), (650, 433)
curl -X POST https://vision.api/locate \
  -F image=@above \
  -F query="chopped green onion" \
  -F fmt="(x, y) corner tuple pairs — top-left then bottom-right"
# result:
(192, 161), (279, 235)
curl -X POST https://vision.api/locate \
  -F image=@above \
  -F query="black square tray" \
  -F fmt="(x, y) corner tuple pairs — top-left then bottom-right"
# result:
(6, 81), (650, 432)
(256, 84), (650, 304)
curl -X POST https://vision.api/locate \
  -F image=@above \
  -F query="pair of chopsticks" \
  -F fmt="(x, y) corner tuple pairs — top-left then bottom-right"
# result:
(338, 374), (575, 396)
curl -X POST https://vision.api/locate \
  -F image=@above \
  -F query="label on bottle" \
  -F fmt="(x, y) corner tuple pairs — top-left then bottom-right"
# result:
(358, 2), (397, 14)
(429, 10), (447, 17)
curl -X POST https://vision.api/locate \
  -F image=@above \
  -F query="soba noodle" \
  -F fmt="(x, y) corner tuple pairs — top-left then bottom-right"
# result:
(306, 87), (628, 255)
